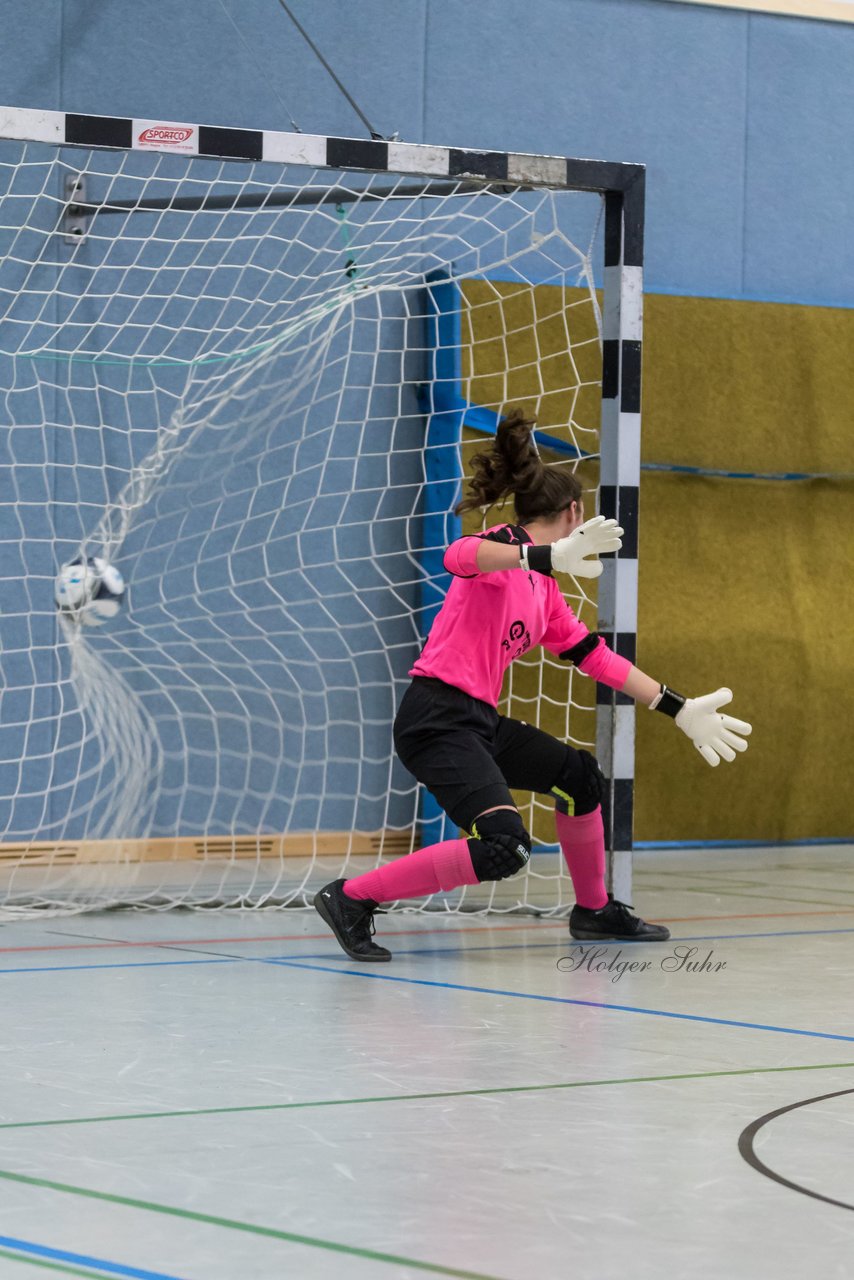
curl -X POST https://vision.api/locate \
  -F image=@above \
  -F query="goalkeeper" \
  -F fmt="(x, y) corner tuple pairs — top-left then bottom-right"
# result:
(315, 410), (751, 961)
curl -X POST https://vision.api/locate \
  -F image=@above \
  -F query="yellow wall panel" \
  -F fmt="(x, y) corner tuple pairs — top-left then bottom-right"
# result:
(637, 292), (854, 840)
(643, 293), (854, 475)
(460, 278), (601, 458)
(462, 279), (854, 841)
(636, 473), (853, 840)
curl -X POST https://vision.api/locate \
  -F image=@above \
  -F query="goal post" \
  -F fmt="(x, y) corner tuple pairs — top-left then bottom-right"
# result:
(599, 183), (645, 903)
(0, 105), (644, 913)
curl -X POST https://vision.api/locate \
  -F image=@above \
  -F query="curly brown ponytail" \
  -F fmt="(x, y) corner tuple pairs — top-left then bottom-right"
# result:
(455, 409), (582, 523)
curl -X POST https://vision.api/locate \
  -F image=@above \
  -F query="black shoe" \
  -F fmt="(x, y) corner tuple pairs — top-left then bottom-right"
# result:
(569, 894), (670, 942)
(313, 879), (392, 962)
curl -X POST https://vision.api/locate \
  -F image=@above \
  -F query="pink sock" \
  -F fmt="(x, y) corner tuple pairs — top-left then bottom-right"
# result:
(555, 806), (609, 910)
(343, 838), (479, 904)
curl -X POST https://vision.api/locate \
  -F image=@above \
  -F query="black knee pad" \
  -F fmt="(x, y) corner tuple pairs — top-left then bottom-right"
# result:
(467, 810), (532, 882)
(551, 748), (606, 817)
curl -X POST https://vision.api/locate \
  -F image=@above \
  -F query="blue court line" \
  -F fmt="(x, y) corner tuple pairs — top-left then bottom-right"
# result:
(260, 924), (854, 963)
(268, 958), (854, 1044)
(0, 1233), (187, 1280)
(646, 283), (854, 311)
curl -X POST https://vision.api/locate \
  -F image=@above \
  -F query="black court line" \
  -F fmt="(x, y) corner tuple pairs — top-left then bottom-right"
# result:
(739, 1086), (854, 1213)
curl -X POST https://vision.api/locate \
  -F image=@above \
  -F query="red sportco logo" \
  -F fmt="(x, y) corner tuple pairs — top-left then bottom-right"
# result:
(138, 126), (194, 145)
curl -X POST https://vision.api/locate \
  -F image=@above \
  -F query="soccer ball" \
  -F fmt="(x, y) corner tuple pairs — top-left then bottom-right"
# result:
(55, 557), (126, 626)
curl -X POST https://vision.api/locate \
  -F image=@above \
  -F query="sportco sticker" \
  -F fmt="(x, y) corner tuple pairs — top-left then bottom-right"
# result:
(135, 123), (197, 152)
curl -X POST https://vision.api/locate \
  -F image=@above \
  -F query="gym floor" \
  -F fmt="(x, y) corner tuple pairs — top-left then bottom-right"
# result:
(1, 846), (853, 1280)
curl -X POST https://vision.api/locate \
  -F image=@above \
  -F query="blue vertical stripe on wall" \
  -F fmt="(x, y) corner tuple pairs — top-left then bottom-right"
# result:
(416, 273), (463, 843)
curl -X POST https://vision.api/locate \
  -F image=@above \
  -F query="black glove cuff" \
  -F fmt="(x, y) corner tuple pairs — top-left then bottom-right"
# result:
(525, 543), (553, 577)
(654, 685), (687, 719)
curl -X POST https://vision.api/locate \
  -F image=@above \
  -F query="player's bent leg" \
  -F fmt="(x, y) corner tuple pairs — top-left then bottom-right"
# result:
(550, 747), (671, 942)
(551, 748), (609, 910)
(569, 893), (671, 943)
(467, 808), (531, 881)
(344, 837), (479, 903)
(315, 836), (481, 961)
(313, 880), (392, 963)
(550, 747), (607, 818)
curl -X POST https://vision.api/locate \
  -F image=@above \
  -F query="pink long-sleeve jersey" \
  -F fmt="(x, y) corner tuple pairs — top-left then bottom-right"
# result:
(409, 523), (632, 707)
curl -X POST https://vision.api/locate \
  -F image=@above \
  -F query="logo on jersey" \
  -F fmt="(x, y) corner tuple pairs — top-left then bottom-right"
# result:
(501, 618), (531, 660)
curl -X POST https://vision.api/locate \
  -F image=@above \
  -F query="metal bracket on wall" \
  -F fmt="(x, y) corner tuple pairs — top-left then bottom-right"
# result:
(62, 174), (89, 243)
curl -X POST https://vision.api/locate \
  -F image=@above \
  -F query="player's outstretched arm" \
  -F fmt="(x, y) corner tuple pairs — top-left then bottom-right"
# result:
(525, 515), (623, 579)
(466, 516), (624, 576)
(621, 666), (752, 767)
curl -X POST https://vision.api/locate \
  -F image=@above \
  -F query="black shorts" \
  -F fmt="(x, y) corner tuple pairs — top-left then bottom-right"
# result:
(393, 675), (572, 833)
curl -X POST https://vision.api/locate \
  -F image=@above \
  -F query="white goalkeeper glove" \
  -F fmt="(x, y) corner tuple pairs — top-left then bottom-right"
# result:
(651, 685), (752, 767)
(521, 515), (624, 579)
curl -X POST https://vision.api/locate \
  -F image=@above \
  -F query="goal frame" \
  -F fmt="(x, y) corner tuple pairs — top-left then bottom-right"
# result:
(0, 105), (644, 902)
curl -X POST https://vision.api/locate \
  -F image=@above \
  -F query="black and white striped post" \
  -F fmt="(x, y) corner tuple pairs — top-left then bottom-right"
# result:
(597, 178), (645, 904)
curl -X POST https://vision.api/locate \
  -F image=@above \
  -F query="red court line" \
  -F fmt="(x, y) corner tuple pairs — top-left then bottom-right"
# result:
(0, 921), (568, 955)
(658, 908), (854, 923)
(0, 907), (852, 955)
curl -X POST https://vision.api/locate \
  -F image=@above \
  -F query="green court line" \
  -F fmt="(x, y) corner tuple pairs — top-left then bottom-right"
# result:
(0, 1245), (116, 1280)
(2, 1063), (852, 1280)
(2, 1061), (853, 1133)
(0, 1170), (503, 1280)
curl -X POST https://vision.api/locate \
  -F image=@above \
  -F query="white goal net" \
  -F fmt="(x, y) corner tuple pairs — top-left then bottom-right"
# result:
(0, 116), (609, 914)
